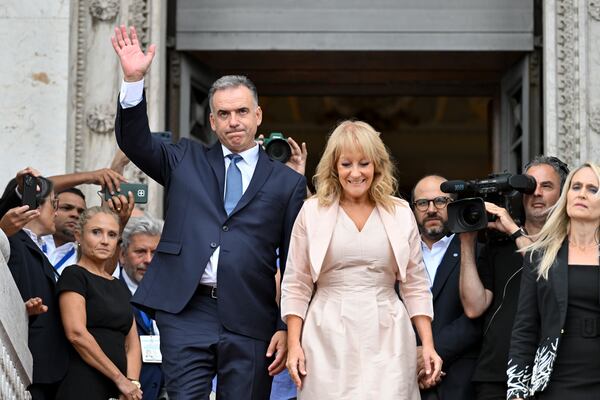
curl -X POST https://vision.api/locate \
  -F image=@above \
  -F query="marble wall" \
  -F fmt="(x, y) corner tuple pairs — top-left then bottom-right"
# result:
(0, 0), (71, 187)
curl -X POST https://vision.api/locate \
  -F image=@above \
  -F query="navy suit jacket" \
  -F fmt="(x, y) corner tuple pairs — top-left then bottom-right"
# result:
(119, 271), (164, 400)
(115, 97), (306, 341)
(420, 236), (482, 400)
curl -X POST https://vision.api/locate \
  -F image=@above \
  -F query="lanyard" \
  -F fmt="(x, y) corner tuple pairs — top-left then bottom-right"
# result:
(138, 310), (155, 335)
(54, 247), (76, 271)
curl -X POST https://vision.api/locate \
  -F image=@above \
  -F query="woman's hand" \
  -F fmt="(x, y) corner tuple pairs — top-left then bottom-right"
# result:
(419, 344), (443, 387)
(286, 341), (307, 390)
(115, 375), (142, 400)
(25, 297), (48, 316)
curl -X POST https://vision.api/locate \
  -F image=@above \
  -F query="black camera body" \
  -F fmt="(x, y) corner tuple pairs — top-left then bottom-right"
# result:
(262, 132), (291, 163)
(441, 173), (537, 233)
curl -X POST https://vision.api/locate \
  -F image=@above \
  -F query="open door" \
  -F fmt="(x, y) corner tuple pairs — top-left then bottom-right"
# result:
(176, 54), (217, 145)
(498, 53), (542, 174)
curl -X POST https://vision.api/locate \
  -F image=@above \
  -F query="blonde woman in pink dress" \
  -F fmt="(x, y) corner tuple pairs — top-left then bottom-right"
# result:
(281, 120), (442, 399)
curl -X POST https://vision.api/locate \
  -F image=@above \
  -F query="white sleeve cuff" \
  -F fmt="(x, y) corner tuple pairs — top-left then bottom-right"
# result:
(119, 79), (145, 109)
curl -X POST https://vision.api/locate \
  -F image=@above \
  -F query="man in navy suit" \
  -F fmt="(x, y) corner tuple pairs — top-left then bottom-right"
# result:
(412, 175), (482, 400)
(111, 25), (307, 399)
(118, 214), (166, 400)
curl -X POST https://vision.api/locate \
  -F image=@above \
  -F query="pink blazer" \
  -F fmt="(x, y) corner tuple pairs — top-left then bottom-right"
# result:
(281, 196), (433, 322)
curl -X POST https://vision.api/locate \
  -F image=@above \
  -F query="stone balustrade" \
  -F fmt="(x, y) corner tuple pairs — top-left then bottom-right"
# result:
(0, 231), (32, 399)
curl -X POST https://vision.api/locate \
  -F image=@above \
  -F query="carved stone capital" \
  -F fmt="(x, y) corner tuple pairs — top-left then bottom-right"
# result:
(86, 105), (116, 134)
(589, 1), (600, 20)
(89, 0), (120, 21)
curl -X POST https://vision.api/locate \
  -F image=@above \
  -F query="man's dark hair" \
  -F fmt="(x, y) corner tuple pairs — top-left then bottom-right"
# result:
(524, 155), (570, 189)
(208, 75), (258, 112)
(58, 187), (86, 202)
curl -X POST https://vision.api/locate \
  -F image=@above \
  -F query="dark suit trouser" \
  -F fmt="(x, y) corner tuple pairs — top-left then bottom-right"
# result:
(156, 289), (273, 400)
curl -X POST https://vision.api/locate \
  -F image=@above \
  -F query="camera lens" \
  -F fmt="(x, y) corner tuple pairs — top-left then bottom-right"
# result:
(462, 204), (484, 226)
(266, 140), (292, 163)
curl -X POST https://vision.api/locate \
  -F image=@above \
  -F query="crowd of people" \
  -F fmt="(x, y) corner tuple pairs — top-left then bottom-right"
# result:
(0, 23), (598, 400)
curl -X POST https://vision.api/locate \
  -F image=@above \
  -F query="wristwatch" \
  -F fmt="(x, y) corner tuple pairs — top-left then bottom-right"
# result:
(510, 227), (526, 241)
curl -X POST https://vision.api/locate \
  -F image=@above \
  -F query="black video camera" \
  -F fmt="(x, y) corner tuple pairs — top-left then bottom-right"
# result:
(262, 132), (291, 163)
(440, 173), (536, 233)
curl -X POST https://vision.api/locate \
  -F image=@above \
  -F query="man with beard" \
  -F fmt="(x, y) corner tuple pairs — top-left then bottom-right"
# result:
(118, 214), (166, 400)
(42, 188), (86, 275)
(459, 156), (569, 400)
(412, 175), (482, 400)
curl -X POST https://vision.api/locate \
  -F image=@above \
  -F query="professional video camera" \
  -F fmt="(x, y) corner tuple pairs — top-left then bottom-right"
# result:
(262, 132), (291, 163)
(440, 173), (536, 233)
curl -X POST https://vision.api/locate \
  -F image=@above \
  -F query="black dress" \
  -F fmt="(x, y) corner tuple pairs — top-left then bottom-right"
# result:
(538, 265), (600, 399)
(56, 265), (134, 400)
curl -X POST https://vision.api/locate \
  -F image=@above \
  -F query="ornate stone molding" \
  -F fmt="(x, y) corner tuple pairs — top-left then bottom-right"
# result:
(86, 105), (116, 134)
(73, 0), (88, 172)
(89, 0), (120, 21)
(128, 0), (150, 48)
(555, 0), (580, 167)
(589, 106), (600, 133)
(589, 0), (600, 20)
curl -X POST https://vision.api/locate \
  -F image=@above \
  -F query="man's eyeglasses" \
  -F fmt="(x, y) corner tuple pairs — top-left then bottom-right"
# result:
(413, 196), (453, 212)
(50, 198), (59, 210)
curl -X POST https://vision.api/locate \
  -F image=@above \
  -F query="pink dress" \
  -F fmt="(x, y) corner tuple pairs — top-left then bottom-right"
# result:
(296, 208), (420, 399)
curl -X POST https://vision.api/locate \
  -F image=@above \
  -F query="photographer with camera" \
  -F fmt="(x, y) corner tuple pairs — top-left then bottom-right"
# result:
(457, 156), (569, 400)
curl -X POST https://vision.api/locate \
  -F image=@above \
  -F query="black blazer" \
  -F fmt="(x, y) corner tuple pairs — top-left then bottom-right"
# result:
(7, 230), (69, 384)
(420, 236), (482, 400)
(507, 241), (573, 399)
(115, 96), (307, 341)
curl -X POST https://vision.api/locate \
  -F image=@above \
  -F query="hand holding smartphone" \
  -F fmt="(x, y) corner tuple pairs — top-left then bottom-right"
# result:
(101, 182), (148, 204)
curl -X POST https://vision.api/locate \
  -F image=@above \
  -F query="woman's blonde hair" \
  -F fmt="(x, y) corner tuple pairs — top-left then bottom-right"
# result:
(526, 161), (600, 280)
(313, 120), (398, 211)
(75, 205), (120, 260)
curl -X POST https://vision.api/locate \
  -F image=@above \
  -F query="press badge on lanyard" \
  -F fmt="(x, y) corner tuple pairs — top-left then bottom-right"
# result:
(140, 335), (162, 363)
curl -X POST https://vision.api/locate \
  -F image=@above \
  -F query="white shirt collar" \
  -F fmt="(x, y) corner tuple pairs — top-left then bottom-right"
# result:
(221, 143), (260, 166)
(121, 267), (139, 295)
(23, 228), (47, 251)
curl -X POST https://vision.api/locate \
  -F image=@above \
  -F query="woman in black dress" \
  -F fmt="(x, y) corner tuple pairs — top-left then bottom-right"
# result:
(507, 162), (600, 399)
(57, 205), (142, 400)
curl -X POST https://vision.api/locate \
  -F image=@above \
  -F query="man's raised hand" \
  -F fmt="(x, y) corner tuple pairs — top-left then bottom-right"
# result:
(111, 25), (156, 82)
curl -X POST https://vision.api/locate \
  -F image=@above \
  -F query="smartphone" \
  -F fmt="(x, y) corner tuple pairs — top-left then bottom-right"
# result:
(22, 174), (38, 209)
(102, 183), (148, 204)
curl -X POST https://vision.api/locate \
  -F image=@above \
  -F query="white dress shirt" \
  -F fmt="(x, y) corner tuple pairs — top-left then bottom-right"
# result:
(420, 234), (455, 287)
(119, 79), (260, 286)
(41, 235), (78, 275)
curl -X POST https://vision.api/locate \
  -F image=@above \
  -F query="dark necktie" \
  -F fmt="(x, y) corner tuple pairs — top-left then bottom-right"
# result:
(224, 154), (243, 215)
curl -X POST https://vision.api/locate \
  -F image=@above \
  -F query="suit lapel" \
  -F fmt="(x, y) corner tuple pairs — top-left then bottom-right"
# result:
(550, 240), (569, 324)
(430, 235), (460, 301)
(133, 308), (151, 335)
(229, 149), (274, 216)
(377, 204), (408, 280)
(308, 202), (339, 280)
(19, 232), (57, 283)
(207, 142), (226, 203)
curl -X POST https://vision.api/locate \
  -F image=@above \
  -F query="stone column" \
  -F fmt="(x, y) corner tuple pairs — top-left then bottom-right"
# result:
(544, 0), (600, 166)
(0, 231), (32, 400)
(68, 0), (166, 217)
